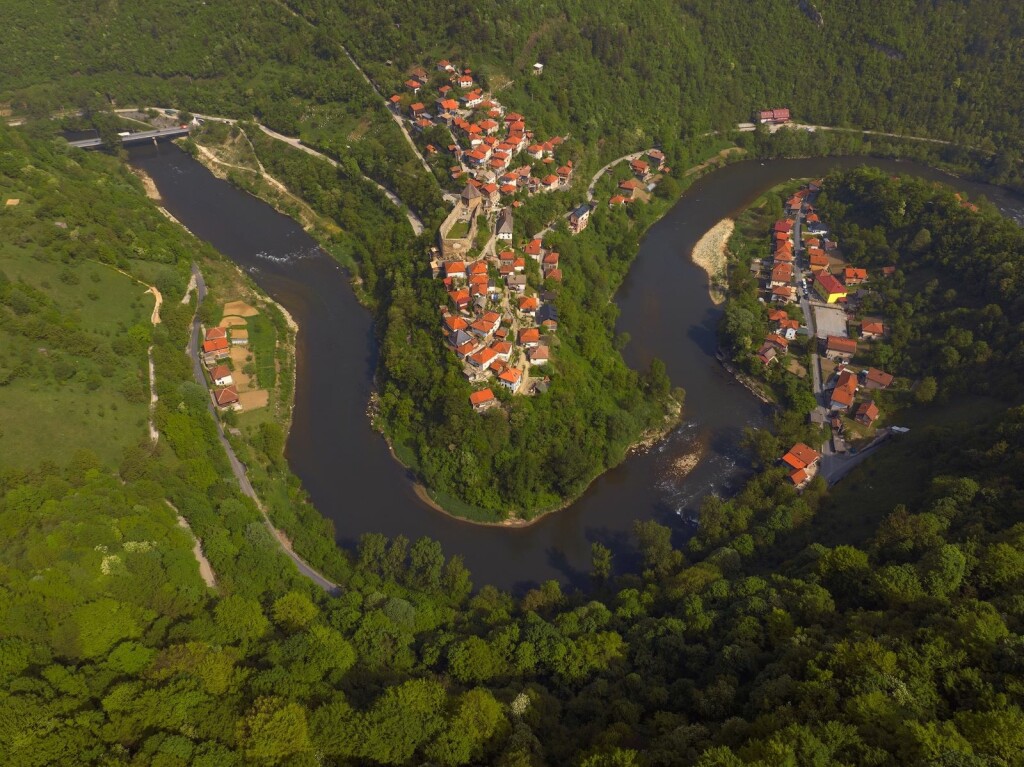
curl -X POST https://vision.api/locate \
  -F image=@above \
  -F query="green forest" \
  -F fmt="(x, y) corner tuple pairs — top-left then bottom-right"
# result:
(4, 119), (1024, 765)
(3, 1), (1024, 764)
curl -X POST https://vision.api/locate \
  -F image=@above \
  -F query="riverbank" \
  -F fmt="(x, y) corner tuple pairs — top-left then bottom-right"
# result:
(182, 130), (340, 237)
(691, 218), (734, 304)
(398, 396), (684, 527)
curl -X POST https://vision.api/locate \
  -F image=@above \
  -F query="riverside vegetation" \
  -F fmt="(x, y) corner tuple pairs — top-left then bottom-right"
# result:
(3, 1), (1024, 763)
(4, 0), (1024, 516)
(3, 127), (1024, 764)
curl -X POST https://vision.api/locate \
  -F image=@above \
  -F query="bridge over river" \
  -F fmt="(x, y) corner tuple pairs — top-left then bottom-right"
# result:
(68, 126), (190, 149)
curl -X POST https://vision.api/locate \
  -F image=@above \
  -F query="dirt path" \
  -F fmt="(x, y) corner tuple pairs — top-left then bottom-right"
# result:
(335, 45), (436, 180)
(182, 272), (197, 304)
(167, 501), (217, 588)
(189, 111), (424, 235)
(146, 285), (162, 325)
(255, 124), (426, 236)
(92, 262), (163, 442)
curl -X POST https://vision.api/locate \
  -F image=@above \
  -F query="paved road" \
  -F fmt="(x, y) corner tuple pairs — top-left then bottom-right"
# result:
(820, 429), (892, 485)
(790, 205), (825, 404)
(187, 264), (341, 594)
(586, 149), (652, 202)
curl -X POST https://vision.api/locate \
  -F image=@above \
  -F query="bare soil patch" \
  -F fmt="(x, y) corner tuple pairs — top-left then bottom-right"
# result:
(221, 315), (248, 328)
(223, 300), (258, 317)
(238, 390), (270, 410)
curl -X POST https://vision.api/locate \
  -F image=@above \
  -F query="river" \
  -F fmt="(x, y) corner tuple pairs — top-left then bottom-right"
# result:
(128, 144), (1024, 590)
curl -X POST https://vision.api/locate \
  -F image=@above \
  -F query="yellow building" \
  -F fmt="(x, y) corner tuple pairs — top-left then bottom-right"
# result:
(814, 272), (847, 303)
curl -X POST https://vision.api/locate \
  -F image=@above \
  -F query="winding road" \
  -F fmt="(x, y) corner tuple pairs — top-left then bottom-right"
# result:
(132, 109), (425, 236)
(587, 149), (653, 202)
(186, 264), (341, 594)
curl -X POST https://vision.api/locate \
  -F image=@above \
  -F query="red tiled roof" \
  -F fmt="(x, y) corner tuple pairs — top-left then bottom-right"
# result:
(499, 368), (522, 384)
(214, 386), (239, 406)
(470, 389), (495, 407)
(815, 272), (846, 295)
(444, 315), (469, 332)
(519, 296), (539, 311)
(209, 365), (231, 381)
(855, 401), (880, 423)
(865, 368), (894, 388)
(203, 338), (229, 353)
(782, 442), (820, 470)
(826, 336), (857, 355)
(205, 327), (227, 341)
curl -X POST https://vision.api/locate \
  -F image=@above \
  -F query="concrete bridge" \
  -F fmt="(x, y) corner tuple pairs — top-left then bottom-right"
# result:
(68, 126), (190, 149)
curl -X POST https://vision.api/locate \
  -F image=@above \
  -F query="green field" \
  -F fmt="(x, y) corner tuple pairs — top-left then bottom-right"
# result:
(0, 250), (153, 468)
(244, 313), (277, 389)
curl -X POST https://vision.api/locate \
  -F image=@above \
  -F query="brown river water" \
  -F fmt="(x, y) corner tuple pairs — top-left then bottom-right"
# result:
(129, 144), (1023, 590)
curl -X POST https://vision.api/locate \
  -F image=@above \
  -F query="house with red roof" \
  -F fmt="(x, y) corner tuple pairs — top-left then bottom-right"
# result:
(470, 388), (496, 411)
(209, 365), (233, 387)
(771, 285), (797, 304)
(205, 327), (227, 342)
(824, 336), (857, 362)
(405, 80), (421, 93)
(619, 178), (643, 199)
(529, 346), (549, 365)
(854, 401), (880, 426)
(445, 261), (467, 280)
(830, 370), (858, 411)
(808, 252), (830, 272)
(759, 108), (791, 125)
(518, 327), (540, 347)
(781, 442), (819, 487)
(213, 386), (240, 409)
(519, 295), (540, 316)
(498, 368), (522, 392)
(844, 267), (868, 285)
(630, 158), (650, 179)
(524, 239), (545, 260)
(814, 272), (848, 303)
(202, 337), (230, 363)
(449, 289), (470, 310)
(469, 347), (499, 369)
(770, 262), (793, 287)
(860, 320), (884, 340)
(862, 367), (894, 390)
(490, 341), (513, 361)
(444, 314), (469, 333)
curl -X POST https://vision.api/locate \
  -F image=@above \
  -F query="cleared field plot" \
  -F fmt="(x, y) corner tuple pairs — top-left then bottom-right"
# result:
(812, 303), (849, 339)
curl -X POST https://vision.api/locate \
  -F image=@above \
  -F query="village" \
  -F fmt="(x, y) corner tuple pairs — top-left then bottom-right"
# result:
(745, 177), (902, 490)
(199, 299), (274, 414)
(388, 59), (669, 412)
